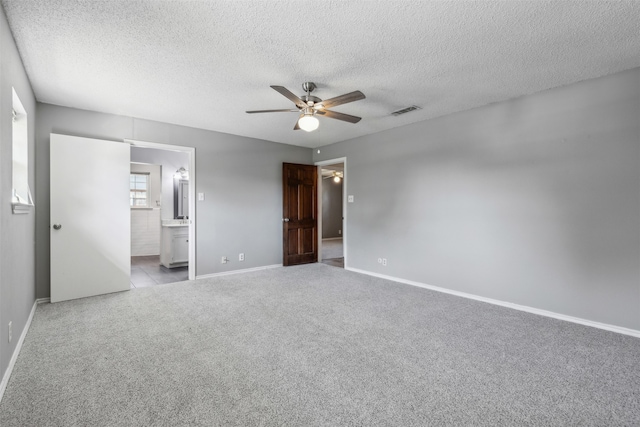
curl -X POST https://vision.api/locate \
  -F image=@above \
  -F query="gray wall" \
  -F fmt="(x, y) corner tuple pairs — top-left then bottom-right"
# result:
(322, 178), (343, 238)
(314, 68), (640, 331)
(35, 104), (311, 298)
(0, 5), (37, 381)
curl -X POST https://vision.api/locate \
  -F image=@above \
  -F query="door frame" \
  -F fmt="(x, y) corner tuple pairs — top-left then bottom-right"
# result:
(126, 139), (196, 280)
(315, 157), (347, 268)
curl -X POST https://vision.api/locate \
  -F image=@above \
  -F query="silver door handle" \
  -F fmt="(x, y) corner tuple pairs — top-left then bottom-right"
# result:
(282, 218), (289, 222)
(53, 224), (62, 230)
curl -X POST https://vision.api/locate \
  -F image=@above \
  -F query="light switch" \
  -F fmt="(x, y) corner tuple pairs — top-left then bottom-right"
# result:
(198, 192), (205, 201)
(348, 195), (354, 203)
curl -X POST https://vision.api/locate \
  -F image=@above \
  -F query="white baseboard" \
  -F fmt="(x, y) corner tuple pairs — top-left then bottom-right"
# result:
(0, 299), (40, 403)
(346, 267), (640, 338)
(322, 237), (343, 241)
(36, 297), (50, 304)
(196, 264), (282, 279)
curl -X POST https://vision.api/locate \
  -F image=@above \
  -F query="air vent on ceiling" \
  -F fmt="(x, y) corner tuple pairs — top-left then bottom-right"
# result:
(391, 105), (422, 116)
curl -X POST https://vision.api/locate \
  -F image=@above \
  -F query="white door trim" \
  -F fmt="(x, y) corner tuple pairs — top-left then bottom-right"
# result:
(125, 139), (197, 280)
(315, 157), (347, 268)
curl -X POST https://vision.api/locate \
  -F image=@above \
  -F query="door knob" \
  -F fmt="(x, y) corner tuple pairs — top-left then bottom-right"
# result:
(53, 224), (62, 230)
(283, 218), (290, 222)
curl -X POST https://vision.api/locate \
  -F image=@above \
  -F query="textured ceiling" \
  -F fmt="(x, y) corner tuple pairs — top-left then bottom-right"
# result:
(3, 1), (639, 148)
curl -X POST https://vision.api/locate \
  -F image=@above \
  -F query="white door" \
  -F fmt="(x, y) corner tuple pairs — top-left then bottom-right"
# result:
(50, 133), (131, 303)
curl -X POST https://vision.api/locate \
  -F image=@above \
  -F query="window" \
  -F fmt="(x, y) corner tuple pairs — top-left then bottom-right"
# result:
(12, 88), (33, 213)
(130, 173), (150, 207)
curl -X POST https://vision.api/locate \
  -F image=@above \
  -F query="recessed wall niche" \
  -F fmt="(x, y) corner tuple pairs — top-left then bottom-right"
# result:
(12, 87), (34, 213)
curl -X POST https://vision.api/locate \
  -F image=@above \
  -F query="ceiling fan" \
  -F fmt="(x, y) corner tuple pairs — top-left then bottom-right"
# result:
(322, 171), (343, 182)
(246, 82), (365, 132)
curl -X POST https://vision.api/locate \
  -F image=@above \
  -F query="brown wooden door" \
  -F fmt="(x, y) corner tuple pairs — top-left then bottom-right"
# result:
(283, 163), (318, 266)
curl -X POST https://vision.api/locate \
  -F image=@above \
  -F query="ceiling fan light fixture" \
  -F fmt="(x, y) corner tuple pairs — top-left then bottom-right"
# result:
(298, 114), (319, 132)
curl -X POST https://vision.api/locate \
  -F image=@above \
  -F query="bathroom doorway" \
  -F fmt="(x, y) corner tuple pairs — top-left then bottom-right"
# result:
(128, 141), (195, 288)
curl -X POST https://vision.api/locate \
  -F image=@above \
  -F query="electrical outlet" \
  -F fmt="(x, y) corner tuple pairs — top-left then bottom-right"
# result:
(382, 258), (387, 266)
(8, 321), (12, 343)
(221, 256), (228, 264)
(239, 253), (245, 261)
(338, 230), (342, 235)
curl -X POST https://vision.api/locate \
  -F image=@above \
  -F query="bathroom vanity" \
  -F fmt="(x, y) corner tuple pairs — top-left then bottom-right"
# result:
(160, 221), (189, 268)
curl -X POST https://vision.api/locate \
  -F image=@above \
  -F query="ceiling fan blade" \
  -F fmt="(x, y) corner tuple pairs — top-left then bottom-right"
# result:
(246, 109), (299, 113)
(317, 90), (365, 109)
(271, 86), (307, 109)
(317, 109), (361, 124)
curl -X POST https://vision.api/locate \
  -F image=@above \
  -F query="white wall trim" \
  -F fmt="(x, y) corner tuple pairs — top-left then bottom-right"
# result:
(196, 264), (282, 279)
(346, 267), (640, 338)
(0, 299), (40, 403)
(36, 298), (50, 304)
(322, 237), (343, 241)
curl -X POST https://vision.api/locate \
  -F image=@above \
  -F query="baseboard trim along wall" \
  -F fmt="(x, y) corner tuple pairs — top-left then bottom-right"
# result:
(196, 264), (282, 280)
(0, 298), (49, 403)
(346, 267), (640, 338)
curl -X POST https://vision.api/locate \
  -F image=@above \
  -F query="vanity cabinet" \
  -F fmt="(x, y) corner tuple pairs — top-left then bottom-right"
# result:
(160, 224), (189, 268)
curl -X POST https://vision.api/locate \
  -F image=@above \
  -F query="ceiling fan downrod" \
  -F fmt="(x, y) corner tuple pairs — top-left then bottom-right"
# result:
(301, 82), (321, 106)
(302, 81), (316, 94)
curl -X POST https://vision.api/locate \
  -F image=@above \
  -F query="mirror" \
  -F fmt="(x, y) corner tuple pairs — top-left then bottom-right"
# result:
(174, 178), (189, 219)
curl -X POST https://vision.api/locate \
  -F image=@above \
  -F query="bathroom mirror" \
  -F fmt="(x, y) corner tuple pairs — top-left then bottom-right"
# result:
(174, 178), (189, 219)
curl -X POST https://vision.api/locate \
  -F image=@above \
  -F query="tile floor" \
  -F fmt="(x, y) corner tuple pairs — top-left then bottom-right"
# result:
(321, 238), (344, 268)
(131, 255), (189, 289)
(321, 258), (344, 268)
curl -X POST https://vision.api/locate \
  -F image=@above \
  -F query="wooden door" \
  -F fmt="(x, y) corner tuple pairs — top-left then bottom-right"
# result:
(283, 163), (318, 266)
(50, 133), (131, 302)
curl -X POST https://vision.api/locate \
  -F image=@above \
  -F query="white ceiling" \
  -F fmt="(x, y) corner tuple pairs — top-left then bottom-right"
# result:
(3, 1), (639, 148)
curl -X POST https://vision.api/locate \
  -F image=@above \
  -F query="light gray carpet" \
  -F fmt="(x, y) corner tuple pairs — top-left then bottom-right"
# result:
(1, 264), (639, 426)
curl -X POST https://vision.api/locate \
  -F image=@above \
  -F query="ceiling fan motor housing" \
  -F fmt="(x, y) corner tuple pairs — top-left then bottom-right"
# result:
(302, 82), (320, 105)
(303, 95), (322, 105)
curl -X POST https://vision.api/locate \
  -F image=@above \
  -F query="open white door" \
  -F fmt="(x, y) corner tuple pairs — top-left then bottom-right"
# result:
(50, 134), (131, 303)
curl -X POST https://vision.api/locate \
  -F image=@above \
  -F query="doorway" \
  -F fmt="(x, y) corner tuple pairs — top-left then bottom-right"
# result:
(127, 140), (196, 286)
(316, 158), (347, 269)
